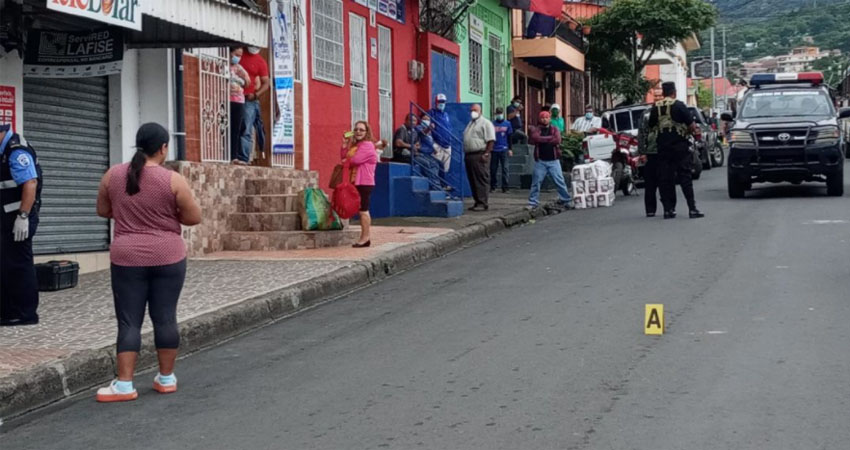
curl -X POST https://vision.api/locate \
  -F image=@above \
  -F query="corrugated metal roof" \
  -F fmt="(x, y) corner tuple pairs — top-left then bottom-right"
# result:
(142, 0), (270, 47)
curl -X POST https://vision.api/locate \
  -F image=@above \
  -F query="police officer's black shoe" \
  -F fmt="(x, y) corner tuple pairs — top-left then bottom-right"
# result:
(689, 210), (705, 219)
(663, 210), (677, 219)
(646, 212), (656, 218)
(0, 317), (39, 327)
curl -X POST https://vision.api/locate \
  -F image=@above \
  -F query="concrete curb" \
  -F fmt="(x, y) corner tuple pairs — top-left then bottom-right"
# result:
(0, 201), (561, 421)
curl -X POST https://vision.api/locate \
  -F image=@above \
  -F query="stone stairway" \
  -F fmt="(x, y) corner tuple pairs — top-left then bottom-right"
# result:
(223, 178), (359, 251)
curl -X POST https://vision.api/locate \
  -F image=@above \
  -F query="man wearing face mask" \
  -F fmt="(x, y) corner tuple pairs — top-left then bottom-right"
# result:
(549, 104), (566, 133)
(463, 104), (496, 211)
(427, 94), (453, 175)
(0, 124), (42, 326)
(571, 104), (602, 135)
(506, 96), (527, 144)
(238, 46), (271, 164)
(490, 107), (513, 193)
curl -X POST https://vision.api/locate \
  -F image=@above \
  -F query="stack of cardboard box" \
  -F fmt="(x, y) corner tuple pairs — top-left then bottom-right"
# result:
(571, 161), (616, 209)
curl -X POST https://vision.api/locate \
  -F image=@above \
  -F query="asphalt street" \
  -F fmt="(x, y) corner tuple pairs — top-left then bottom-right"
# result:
(4, 165), (850, 449)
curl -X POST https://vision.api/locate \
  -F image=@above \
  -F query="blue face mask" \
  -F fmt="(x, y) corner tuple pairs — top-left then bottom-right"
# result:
(231, 56), (240, 65)
(585, 113), (593, 120)
(437, 103), (446, 111)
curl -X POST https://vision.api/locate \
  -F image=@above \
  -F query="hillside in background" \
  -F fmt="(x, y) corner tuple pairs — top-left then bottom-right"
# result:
(691, 0), (850, 83)
(713, 0), (845, 20)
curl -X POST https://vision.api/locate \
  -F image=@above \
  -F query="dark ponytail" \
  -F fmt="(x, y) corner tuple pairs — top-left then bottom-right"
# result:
(127, 122), (170, 195)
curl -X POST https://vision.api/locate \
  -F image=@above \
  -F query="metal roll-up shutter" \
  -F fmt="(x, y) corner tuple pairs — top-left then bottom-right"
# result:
(23, 77), (110, 255)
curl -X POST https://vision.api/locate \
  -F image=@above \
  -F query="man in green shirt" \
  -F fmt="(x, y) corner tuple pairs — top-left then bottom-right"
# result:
(550, 103), (566, 133)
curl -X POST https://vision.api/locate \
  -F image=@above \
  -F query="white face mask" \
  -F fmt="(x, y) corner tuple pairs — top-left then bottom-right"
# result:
(421, 120), (431, 128)
(471, 111), (480, 120)
(247, 47), (261, 54)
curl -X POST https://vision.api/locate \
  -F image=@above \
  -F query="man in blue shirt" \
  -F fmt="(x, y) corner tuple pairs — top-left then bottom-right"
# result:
(413, 113), (441, 188)
(427, 93), (453, 174)
(0, 123), (42, 326)
(490, 107), (513, 193)
(506, 96), (527, 144)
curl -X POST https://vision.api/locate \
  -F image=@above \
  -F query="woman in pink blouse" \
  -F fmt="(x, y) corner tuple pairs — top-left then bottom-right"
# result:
(341, 120), (378, 247)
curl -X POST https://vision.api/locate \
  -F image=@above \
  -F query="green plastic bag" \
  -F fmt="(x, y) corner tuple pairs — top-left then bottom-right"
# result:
(298, 188), (344, 231)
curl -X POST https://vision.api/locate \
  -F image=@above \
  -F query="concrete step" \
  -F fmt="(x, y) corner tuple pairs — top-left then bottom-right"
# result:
(238, 194), (299, 213)
(508, 155), (530, 165)
(222, 229), (361, 251)
(429, 199), (464, 218)
(230, 212), (300, 232)
(429, 190), (447, 202)
(245, 178), (312, 195)
(393, 176), (431, 193)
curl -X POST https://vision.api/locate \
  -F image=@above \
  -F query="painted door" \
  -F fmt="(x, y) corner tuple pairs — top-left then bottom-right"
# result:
(378, 25), (393, 158)
(430, 50), (458, 103)
(488, 34), (506, 114)
(349, 13), (368, 127)
(528, 80), (543, 128)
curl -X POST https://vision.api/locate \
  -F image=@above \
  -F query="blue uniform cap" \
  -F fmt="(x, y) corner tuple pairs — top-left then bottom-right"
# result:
(0, 124), (10, 133)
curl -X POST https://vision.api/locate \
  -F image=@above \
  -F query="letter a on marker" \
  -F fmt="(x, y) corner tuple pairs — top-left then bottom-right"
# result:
(645, 304), (663, 335)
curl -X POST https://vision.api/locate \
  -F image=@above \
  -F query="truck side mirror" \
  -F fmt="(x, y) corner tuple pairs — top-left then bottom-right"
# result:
(720, 111), (735, 121)
(838, 108), (850, 119)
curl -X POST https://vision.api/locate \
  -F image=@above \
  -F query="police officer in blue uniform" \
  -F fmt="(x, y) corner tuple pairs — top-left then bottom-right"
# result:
(0, 123), (42, 326)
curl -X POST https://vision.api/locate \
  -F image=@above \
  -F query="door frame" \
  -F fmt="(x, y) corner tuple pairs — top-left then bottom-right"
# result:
(348, 13), (368, 127)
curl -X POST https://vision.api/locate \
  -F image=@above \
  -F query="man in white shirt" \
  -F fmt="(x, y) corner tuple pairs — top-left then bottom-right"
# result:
(571, 104), (602, 134)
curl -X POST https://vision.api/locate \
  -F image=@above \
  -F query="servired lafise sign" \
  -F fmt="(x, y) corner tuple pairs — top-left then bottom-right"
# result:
(46, 0), (142, 31)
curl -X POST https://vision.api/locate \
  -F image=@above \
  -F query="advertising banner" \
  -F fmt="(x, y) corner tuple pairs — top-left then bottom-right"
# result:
(351, 0), (405, 24)
(271, 0), (295, 155)
(0, 86), (15, 129)
(46, 0), (142, 31)
(24, 28), (123, 78)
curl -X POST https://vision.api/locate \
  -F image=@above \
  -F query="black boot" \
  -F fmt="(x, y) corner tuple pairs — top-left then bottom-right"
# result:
(663, 210), (677, 219)
(689, 210), (705, 219)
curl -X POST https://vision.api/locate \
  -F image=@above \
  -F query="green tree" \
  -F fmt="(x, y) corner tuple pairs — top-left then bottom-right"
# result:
(586, 0), (716, 104)
(695, 82), (712, 109)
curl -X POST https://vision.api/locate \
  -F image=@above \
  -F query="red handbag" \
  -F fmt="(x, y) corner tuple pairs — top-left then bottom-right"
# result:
(331, 162), (361, 219)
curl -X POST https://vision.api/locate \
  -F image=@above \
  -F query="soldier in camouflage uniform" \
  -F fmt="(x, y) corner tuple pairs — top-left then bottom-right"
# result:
(637, 107), (660, 217)
(647, 82), (704, 219)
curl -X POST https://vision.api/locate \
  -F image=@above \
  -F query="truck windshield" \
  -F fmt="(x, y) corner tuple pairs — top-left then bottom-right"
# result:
(740, 90), (834, 119)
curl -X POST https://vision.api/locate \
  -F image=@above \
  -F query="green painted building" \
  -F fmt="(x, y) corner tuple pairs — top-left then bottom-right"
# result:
(457, 0), (513, 117)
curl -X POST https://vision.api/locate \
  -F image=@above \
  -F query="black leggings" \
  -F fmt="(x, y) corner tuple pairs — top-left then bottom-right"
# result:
(111, 260), (187, 353)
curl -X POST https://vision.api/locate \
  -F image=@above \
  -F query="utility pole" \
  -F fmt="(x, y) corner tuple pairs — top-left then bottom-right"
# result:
(710, 27), (716, 114)
(722, 26), (728, 111)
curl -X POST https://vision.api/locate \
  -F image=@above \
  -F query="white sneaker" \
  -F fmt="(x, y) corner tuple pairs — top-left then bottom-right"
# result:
(153, 373), (178, 394)
(96, 380), (138, 403)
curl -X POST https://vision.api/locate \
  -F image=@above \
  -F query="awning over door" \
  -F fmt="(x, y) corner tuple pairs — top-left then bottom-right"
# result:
(133, 0), (270, 48)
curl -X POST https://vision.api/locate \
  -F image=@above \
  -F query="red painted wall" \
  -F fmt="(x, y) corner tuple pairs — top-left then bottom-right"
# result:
(307, 0), (427, 190)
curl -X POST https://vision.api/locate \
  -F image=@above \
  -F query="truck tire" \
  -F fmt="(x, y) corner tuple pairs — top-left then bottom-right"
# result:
(728, 172), (746, 198)
(710, 143), (725, 167)
(827, 170), (844, 197)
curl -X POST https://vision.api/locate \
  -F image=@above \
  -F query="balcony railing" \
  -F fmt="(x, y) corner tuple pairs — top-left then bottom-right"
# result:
(553, 24), (586, 52)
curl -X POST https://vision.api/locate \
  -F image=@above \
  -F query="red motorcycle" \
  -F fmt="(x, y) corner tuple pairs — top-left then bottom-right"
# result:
(594, 129), (640, 196)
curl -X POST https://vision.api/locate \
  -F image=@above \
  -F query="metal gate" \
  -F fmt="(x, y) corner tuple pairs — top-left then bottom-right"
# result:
(349, 13), (368, 127)
(378, 25), (393, 158)
(23, 77), (110, 255)
(197, 48), (231, 162)
(488, 34), (506, 115)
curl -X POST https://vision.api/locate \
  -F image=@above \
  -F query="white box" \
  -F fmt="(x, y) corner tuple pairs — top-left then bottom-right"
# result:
(573, 195), (586, 209)
(585, 194), (597, 208)
(572, 165), (587, 181)
(572, 180), (586, 195)
(587, 179), (598, 194)
(597, 192), (616, 207)
(583, 165), (596, 181)
(599, 177), (615, 193)
(592, 160), (612, 178)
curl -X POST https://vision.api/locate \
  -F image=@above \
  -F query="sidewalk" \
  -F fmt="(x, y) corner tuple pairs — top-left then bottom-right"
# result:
(0, 192), (565, 420)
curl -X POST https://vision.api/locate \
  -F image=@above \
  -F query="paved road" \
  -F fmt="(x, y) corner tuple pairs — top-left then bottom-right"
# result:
(4, 166), (850, 449)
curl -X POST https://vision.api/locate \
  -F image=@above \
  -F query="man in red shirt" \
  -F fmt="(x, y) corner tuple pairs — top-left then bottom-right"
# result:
(236, 46), (271, 164)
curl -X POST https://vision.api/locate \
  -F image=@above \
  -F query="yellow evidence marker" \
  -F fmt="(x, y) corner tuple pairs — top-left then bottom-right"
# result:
(645, 304), (664, 335)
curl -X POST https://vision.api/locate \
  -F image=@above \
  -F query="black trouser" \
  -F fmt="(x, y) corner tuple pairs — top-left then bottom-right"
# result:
(658, 149), (697, 212)
(229, 101), (245, 162)
(643, 155), (659, 215)
(510, 131), (528, 145)
(465, 152), (490, 207)
(0, 212), (39, 322)
(490, 151), (509, 190)
(111, 260), (187, 353)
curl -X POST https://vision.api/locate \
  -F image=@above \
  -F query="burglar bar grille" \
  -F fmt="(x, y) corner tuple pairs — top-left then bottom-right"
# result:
(198, 48), (231, 163)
